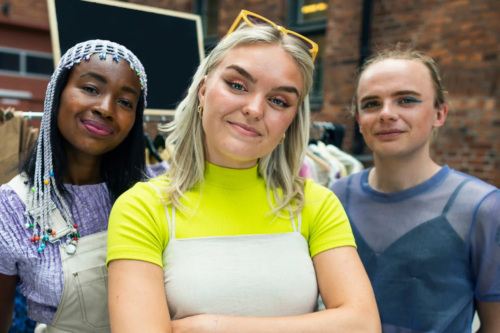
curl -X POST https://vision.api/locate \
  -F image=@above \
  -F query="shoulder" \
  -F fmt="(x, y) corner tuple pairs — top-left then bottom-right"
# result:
(446, 169), (497, 202)
(111, 175), (170, 226)
(303, 179), (346, 214)
(0, 178), (31, 274)
(116, 175), (169, 205)
(328, 170), (365, 201)
(0, 177), (27, 220)
(304, 178), (337, 202)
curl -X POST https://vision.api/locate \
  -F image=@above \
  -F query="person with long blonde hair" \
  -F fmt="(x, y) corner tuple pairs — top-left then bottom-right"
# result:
(107, 10), (380, 333)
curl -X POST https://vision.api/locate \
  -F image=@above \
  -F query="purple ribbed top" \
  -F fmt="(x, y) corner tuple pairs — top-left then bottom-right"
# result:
(0, 159), (168, 324)
(0, 182), (111, 323)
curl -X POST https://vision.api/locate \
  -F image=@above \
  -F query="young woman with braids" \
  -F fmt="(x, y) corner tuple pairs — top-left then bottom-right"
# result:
(0, 39), (164, 332)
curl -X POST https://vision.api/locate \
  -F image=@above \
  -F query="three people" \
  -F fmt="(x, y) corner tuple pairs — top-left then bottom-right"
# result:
(0, 40), (154, 332)
(107, 10), (380, 333)
(330, 47), (500, 332)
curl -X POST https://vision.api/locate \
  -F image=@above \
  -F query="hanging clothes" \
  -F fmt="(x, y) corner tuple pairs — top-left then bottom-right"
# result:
(306, 122), (364, 186)
(0, 109), (39, 185)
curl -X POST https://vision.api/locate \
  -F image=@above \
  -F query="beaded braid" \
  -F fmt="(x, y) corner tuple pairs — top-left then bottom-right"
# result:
(25, 40), (148, 253)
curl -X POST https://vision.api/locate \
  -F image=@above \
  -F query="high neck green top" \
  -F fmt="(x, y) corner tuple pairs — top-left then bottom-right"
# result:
(107, 162), (355, 267)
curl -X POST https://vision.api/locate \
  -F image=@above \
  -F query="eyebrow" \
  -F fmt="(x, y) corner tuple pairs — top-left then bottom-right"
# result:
(273, 86), (300, 97)
(226, 65), (256, 83)
(81, 71), (140, 96)
(360, 90), (422, 103)
(226, 65), (300, 97)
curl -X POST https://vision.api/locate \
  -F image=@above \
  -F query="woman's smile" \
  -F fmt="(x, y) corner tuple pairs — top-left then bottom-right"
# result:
(81, 119), (114, 136)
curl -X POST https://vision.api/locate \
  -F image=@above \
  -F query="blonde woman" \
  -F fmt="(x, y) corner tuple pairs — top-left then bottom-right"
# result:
(107, 10), (380, 333)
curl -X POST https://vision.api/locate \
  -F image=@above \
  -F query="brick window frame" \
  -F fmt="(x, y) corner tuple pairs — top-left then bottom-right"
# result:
(0, 46), (53, 78)
(194, 0), (219, 55)
(287, 0), (327, 111)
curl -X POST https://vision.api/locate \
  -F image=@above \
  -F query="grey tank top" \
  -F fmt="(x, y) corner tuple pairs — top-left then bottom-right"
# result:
(156, 191), (319, 319)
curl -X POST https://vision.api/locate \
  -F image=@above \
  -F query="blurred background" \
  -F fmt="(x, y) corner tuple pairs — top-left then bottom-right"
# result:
(0, 1), (498, 331)
(1, 0), (498, 187)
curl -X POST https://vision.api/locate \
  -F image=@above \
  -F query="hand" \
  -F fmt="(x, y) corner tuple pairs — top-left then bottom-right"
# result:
(172, 314), (219, 333)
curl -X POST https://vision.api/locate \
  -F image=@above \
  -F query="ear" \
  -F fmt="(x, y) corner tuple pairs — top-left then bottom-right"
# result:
(198, 76), (207, 106)
(433, 103), (448, 128)
(355, 114), (363, 133)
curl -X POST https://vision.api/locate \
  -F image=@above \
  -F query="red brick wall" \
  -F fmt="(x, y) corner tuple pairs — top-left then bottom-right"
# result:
(2, 0), (498, 186)
(0, 0), (49, 29)
(320, 0), (500, 187)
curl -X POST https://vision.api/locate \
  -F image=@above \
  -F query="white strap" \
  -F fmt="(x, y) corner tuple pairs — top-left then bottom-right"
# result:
(287, 208), (302, 233)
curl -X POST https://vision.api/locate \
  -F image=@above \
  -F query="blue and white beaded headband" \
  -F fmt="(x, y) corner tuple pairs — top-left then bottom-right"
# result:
(26, 40), (148, 254)
(59, 39), (148, 104)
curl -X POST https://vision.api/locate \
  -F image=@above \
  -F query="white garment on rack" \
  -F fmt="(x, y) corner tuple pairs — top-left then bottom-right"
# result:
(325, 144), (364, 176)
(307, 144), (333, 187)
(310, 142), (345, 187)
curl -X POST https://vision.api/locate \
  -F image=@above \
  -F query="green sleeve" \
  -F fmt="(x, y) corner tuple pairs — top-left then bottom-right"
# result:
(303, 180), (356, 257)
(106, 179), (169, 268)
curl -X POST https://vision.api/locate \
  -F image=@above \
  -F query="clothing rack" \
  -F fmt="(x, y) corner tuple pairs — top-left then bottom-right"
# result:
(311, 121), (335, 131)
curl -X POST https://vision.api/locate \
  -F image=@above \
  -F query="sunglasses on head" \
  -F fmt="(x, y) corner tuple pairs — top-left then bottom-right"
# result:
(226, 10), (319, 62)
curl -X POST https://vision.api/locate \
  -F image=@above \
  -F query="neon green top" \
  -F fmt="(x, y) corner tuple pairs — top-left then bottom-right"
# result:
(107, 163), (355, 268)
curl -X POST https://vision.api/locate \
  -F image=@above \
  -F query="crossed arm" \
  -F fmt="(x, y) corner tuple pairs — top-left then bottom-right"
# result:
(108, 246), (381, 333)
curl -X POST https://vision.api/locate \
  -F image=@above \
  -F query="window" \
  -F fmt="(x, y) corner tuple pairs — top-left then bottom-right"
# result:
(0, 51), (20, 72)
(298, 0), (328, 23)
(288, 0), (328, 111)
(195, 0), (219, 54)
(0, 47), (53, 78)
(26, 54), (53, 76)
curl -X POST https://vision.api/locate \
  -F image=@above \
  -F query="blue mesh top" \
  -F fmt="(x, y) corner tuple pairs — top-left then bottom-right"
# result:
(0, 162), (168, 324)
(330, 166), (500, 333)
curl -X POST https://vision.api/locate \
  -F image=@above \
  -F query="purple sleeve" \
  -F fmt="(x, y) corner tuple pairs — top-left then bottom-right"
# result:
(470, 189), (500, 301)
(146, 161), (169, 178)
(0, 184), (28, 276)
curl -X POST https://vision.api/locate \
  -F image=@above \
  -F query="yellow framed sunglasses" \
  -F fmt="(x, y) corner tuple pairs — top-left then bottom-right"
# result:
(226, 10), (319, 62)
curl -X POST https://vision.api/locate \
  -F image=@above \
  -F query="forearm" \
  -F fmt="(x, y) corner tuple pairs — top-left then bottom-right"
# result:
(0, 274), (17, 333)
(175, 306), (380, 333)
(215, 309), (378, 333)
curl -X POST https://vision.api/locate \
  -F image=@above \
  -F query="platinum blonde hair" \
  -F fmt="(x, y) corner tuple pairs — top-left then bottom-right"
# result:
(160, 24), (315, 216)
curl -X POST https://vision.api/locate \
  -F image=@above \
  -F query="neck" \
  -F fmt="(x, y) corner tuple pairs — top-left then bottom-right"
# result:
(369, 151), (441, 193)
(63, 152), (104, 185)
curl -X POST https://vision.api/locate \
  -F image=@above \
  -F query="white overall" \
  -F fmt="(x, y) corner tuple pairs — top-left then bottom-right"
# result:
(9, 175), (111, 333)
(160, 203), (319, 319)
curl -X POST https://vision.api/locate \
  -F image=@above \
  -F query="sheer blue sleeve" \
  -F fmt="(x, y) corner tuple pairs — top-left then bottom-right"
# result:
(470, 189), (500, 301)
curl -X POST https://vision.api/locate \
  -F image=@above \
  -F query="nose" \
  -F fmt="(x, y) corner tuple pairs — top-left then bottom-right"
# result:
(92, 96), (115, 120)
(242, 94), (265, 120)
(379, 102), (398, 121)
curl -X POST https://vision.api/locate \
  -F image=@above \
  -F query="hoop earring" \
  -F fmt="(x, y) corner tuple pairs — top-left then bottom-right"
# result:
(279, 133), (285, 144)
(197, 105), (203, 119)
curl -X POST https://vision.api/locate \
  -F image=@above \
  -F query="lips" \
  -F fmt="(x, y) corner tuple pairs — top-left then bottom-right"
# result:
(81, 119), (114, 136)
(229, 121), (261, 137)
(375, 129), (404, 139)
(377, 129), (404, 135)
